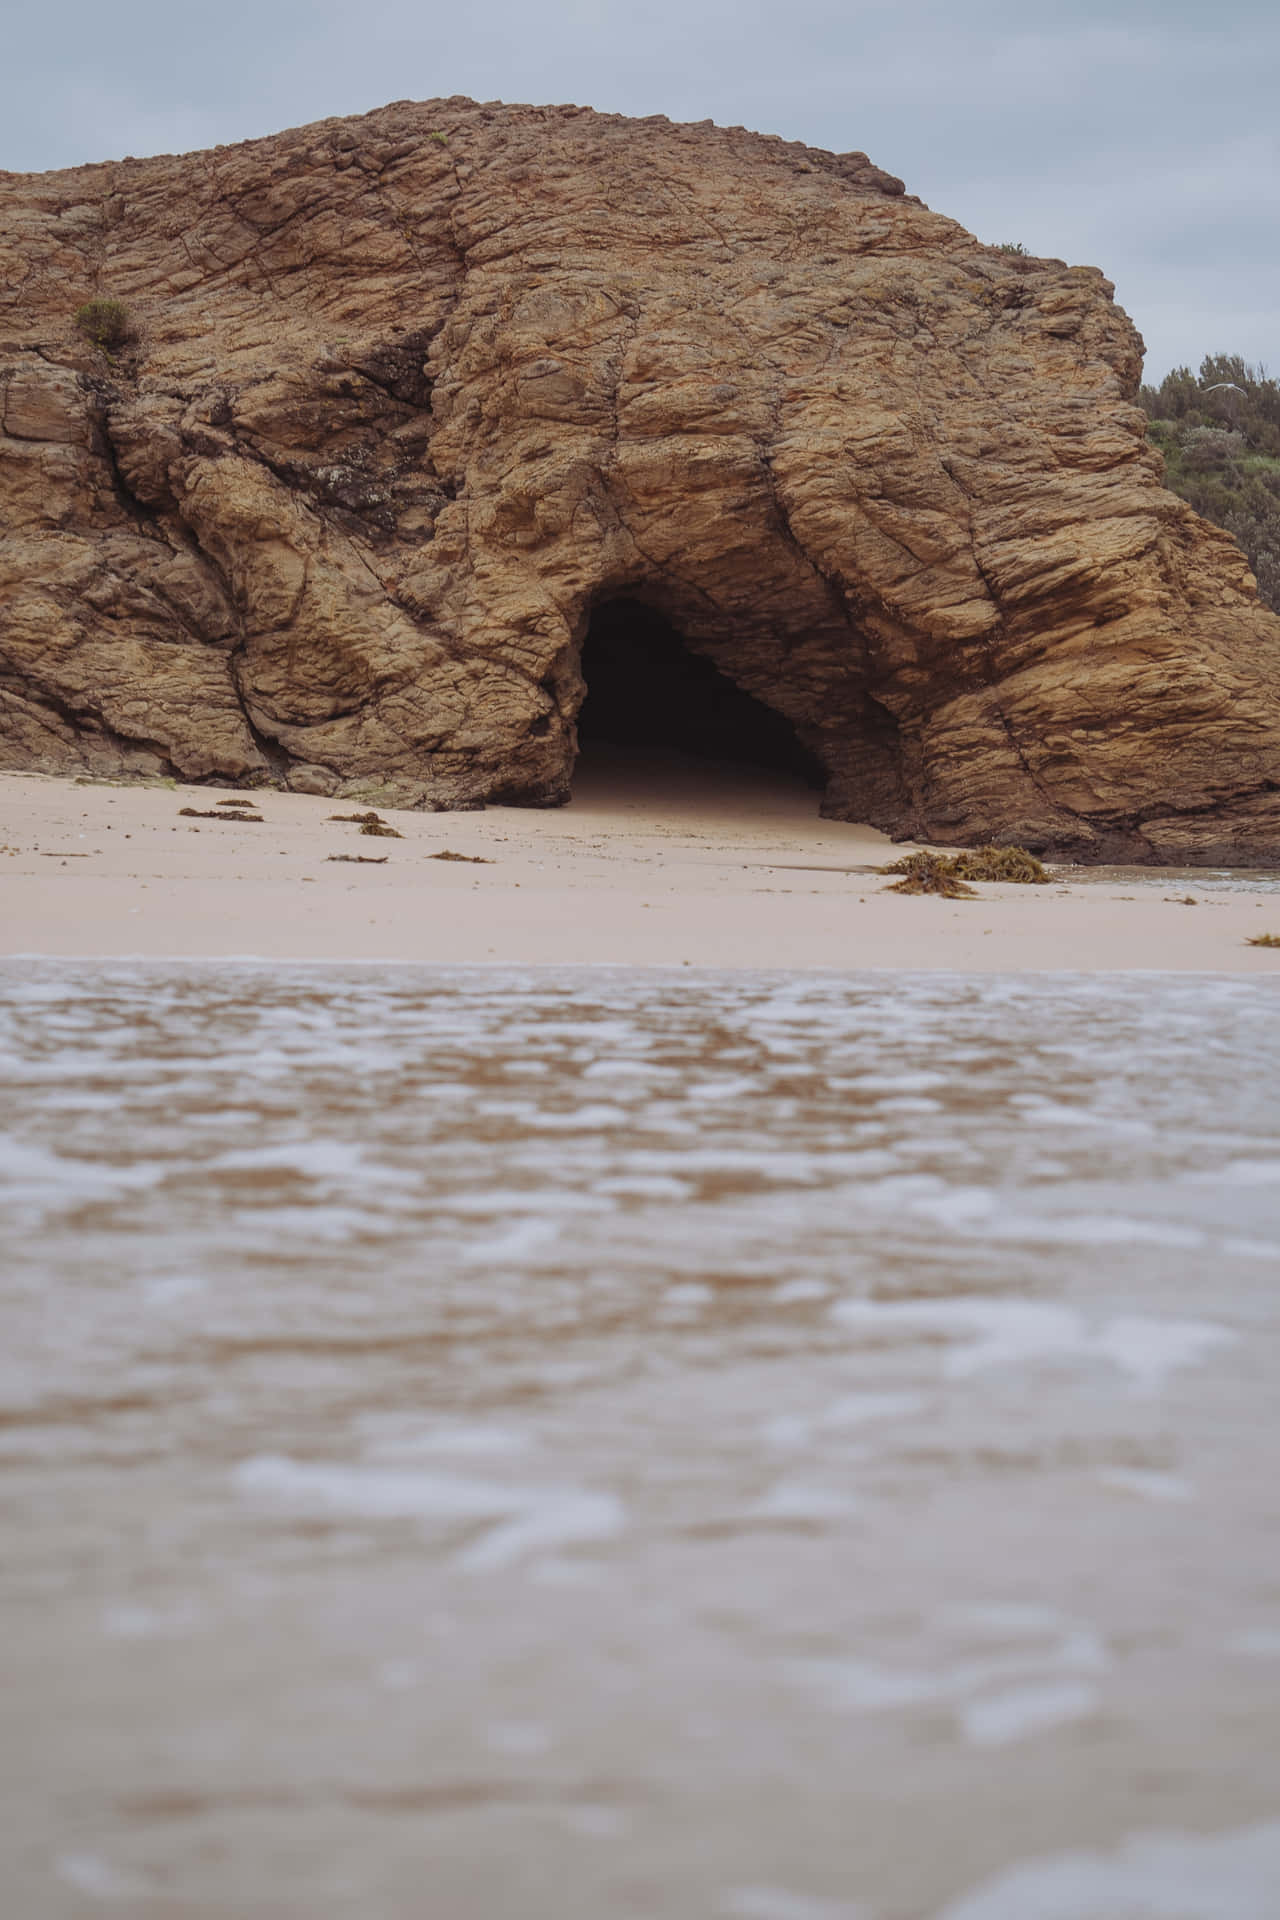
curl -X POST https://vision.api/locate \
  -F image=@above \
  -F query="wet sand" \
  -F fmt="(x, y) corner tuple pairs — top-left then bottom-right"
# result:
(4, 963), (1280, 1917)
(3, 752), (1279, 969)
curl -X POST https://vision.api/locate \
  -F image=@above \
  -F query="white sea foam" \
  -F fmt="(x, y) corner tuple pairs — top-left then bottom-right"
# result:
(662, 1282), (715, 1311)
(600, 1176), (693, 1199)
(101, 1601), (203, 1639)
(461, 1219), (562, 1263)
(446, 1189), (614, 1216)
(1092, 1315), (1237, 1391)
(356, 1417), (532, 1460)
(789, 1612), (1107, 1744)
(753, 1482), (860, 1522)
(822, 1390), (926, 1428)
(208, 1140), (409, 1183)
(1097, 1468), (1194, 1503)
(232, 1455), (623, 1571)
(935, 1819), (1280, 1918)
(829, 1297), (1235, 1390)
(0, 1134), (166, 1204)
(56, 1852), (140, 1899)
(485, 1720), (553, 1756)
(1209, 1159), (1280, 1186)
(852, 1071), (950, 1094)
(526, 1104), (630, 1131)
(772, 1279), (832, 1304)
(1226, 1627), (1280, 1657)
(960, 1680), (1098, 1747)
(721, 1888), (869, 1920)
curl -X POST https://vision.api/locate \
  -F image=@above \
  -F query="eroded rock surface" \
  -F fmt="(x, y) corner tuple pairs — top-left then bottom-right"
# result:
(3, 97), (1279, 860)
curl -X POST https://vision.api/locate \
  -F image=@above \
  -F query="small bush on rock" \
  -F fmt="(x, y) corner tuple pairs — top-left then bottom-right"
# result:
(75, 298), (131, 350)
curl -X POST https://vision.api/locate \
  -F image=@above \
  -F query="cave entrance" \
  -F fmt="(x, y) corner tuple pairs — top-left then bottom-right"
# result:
(574, 599), (823, 798)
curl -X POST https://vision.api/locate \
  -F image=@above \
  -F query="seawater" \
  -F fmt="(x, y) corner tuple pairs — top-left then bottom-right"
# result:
(2, 962), (1279, 1919)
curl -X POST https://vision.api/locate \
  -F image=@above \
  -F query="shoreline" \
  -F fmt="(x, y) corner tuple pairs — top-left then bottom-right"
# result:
(4, 758), (1280, 974)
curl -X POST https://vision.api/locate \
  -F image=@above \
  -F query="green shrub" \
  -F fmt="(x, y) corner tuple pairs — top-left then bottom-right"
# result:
(74, 298), (131, 350)
(1139, 356), (1280, 612)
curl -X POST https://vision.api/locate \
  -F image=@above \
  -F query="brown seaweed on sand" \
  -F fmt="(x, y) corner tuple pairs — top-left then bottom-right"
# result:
(880, 844), (1049, 896)
(881, 852), (978, 899)
(327, 810), (404, 839)
(178, 807), (264, 822)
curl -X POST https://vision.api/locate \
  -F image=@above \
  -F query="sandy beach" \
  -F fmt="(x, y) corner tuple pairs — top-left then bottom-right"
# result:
(3, 751), (1279, 970)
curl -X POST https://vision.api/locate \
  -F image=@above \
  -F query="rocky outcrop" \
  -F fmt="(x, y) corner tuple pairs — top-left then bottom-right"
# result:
(3, 97), (1279, 861)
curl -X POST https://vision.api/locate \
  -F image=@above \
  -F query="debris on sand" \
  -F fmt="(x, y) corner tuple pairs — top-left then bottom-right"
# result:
(178, 807), (264, 822)
(326, 854), (389, 865)
(880, 844), (1049, 896)
(881, 852), (978, 899)
(328, 810), (404, 839)
(1246, 932), (1280, 948)
(948, 845), (1050, 884)
(428, 850), (493, 864)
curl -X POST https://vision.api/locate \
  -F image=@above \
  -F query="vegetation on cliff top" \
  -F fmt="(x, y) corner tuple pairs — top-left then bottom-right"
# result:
(1139, 355), (1280, 613)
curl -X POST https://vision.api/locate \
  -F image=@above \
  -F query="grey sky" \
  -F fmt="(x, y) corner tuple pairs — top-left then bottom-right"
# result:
(8, 0), (1277, 380)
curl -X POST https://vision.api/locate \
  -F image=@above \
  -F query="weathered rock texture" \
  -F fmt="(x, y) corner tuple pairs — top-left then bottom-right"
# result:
(3, 98), (1280, 860)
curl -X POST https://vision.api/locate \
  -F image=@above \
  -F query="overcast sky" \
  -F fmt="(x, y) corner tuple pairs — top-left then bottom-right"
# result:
(8, 0), (1276, 381)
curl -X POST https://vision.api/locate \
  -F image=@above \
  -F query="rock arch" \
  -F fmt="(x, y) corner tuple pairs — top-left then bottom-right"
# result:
(2, 97), (1279, 861)
(573, 596), (824, 784)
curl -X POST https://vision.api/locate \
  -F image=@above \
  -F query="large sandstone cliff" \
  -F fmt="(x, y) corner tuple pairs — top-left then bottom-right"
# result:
(3, 98), (1279, 861)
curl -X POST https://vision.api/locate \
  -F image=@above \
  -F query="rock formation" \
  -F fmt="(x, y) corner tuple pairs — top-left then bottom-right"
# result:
(3, 97), (1279, 862)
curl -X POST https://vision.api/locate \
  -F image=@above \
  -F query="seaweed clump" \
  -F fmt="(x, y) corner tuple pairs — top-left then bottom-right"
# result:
(880, 844), (1049, 897)
(949, 845), (1049, 884)
(881, 852), (978, 899)
(328, 810), (404, 839)
(179, 806), (263, 822)
(1246, 932), (1280, 948)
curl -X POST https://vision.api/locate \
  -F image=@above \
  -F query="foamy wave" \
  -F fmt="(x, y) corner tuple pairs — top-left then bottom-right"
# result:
(936, 1819), (1280, 1918)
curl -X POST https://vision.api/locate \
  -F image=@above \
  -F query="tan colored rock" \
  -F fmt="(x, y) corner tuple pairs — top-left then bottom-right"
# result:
(2, 97), (1278, 858)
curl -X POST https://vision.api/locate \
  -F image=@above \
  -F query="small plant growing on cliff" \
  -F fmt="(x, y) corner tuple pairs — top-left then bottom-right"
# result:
(75, 298), (131, 351)
(995, 241), (1028, 256)
(429, 131), (449, 146)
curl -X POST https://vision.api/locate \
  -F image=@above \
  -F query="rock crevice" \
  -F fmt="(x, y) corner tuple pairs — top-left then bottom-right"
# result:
(3, 97), (1279, 858)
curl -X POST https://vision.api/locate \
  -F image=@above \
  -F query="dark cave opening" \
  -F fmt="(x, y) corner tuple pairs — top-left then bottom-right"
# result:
(574, 599), (823, 785)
